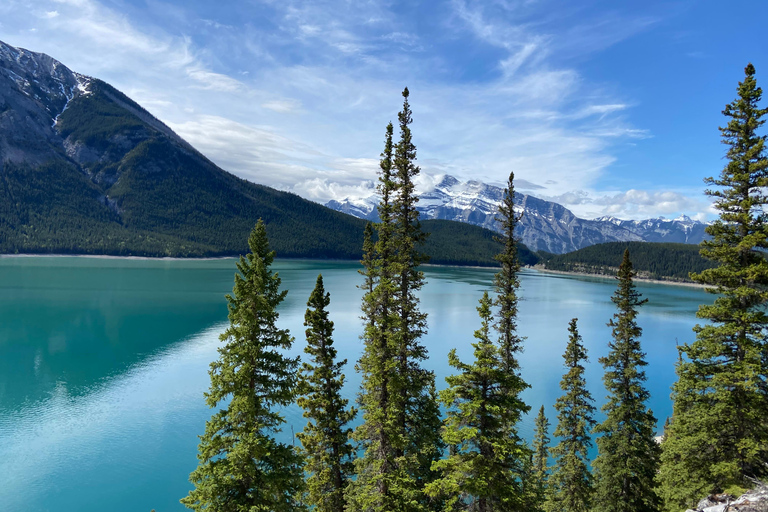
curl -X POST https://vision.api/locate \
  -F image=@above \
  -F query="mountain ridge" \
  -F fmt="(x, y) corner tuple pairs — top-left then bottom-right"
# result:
(324, 175), (708, 254)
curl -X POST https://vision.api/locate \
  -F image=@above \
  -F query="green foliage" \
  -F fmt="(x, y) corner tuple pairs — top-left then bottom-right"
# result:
(494, 172), (529, 388)
(296, 275), (356, 512)
(493, 172), (532, 507)
(421, 220), (539, 267)
(349, 91), (443, 512)
(181, 221), (305, 512)
(540, 241), (716, 282)
(429, 292), (532, 511)
(349, 122), (401, 512)
(531, 405), (551, 511)
(57, 80), (147, 152)
(592, 249), (660, 512)
(660, 64), (768, 511)
(390, 88), (444, 507)
(548, 319), (596, 512)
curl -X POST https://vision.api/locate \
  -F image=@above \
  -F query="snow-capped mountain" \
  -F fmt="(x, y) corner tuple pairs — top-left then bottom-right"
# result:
(0, 41), (93, 166)
(593, 215), (708, 244)
(324, 175), (708, 254)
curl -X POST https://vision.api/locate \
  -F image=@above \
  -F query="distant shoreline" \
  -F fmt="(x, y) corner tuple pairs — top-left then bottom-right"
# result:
(532, 266), (711, 289)
(0, 253), (236, 261)
(0, 253), (713, 289)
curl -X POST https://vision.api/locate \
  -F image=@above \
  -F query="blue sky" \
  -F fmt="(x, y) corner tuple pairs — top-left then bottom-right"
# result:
(1, 0), (765, 220)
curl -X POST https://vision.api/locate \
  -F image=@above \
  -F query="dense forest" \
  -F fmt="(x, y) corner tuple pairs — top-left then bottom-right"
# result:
(537, 241), (716, 282)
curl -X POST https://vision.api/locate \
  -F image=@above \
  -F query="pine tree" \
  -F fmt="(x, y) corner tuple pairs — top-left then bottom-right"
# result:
(548, 319), (596, 512)
(181, 220), (304, 512)
(531, 405), (551, 510)
(659, 63), (768, 510)
(349, 89), (443, 512)
(348, 122), (400, 512)
(390, 86), (444, 508)
(493, 171), (532, 501)
(494, 171), (527, 383)
(428, 291), (532, 511)
(296, 274), (356, 512)
(592, 249), (660, 512)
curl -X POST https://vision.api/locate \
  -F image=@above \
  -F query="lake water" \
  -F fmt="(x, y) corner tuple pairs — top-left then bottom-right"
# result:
(0, 257), (711, 512)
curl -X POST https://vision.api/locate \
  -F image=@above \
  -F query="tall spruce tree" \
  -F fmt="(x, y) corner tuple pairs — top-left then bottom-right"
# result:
(494, 172), (527, 383)
(531, 405), (551, 510)
(390, 87), (443, 508)
(350, 90), (442, 511)
(296, 275), (356, 512)
(494, 171), (532, 499)
(548, 319), (596, 512)
(181, 220), (304, 512)
(349, 122), (400, 512)
(592, 249), (660, 512)
(659, 63), (768, 510)
(428, 291), (531, 511)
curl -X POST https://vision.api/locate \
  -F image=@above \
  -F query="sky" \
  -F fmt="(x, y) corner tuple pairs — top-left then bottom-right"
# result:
(0, 0), (765, 220)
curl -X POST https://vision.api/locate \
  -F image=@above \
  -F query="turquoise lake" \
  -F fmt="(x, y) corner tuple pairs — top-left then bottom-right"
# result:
(0, 257), (712, 512)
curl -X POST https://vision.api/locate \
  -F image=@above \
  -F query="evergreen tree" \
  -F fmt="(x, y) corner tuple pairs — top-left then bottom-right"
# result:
(548, 319), (596, 512)
(493, 171), (532, 502)
(349, 89), (443, 512)
(390, 86), (444, 508)
(592, 249), (660, 512)
(428, 291), (531, 511)
(531, 405), (551, 510)
(296, 275), (356, 512)
(494, 171), (527, 382)
(181, 220), (304, 512)
(659, 63), (768, 509)
(349, 122), (400, 512)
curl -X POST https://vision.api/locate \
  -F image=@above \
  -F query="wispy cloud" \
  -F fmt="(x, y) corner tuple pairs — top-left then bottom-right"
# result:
(0, 0), (708, 220)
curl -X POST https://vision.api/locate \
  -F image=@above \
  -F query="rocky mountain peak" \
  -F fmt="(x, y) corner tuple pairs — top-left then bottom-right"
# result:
(325, 174), (709, 253)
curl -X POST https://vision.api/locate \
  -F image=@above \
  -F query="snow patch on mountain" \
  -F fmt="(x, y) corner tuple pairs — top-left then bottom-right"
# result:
(325, 174), (708, 254)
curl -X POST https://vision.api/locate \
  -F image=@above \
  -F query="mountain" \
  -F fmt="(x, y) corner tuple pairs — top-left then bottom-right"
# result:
(325, 175), (709, 254)
(0, 40), (512, 266)
(593, 215), (708, 244)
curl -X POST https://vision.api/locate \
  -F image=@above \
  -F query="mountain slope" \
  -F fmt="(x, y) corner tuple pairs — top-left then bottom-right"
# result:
(326, 175), (709, 254)
(538, 241), (716, 282)
(0, 40), (513, 265)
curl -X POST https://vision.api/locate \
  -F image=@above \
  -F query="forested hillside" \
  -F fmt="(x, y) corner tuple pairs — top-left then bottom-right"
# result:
(0, 52), (523, 266)
(538, 241), (716, 281)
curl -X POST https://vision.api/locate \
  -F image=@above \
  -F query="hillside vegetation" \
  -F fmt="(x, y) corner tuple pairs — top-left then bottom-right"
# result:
(537, 241), (716, 281)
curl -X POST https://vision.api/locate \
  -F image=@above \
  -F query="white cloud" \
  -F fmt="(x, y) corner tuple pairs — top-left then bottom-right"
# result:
(543, 188), (712, 220)
(261, 99), (302, 113)
(0, 0), (707, 220)
(185, 67), (244, 92)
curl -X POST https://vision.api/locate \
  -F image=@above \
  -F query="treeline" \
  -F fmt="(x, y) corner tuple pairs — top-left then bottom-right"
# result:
(180, 68), (768, 512)
(538, 241), (716, 281)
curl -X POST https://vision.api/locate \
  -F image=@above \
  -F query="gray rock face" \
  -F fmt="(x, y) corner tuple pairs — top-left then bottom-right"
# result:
(686, 485), (768, 512)
(0, 40), (90, 168)
(0, 39), (202, 190)
(324, 175), (708, 254)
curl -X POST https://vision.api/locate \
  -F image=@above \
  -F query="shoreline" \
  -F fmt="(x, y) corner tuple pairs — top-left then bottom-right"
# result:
(532, 266), (711, 289)
(0, 253), (236, 261)
(0, 253), (712, 289)
(0, 253), (502, 270)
